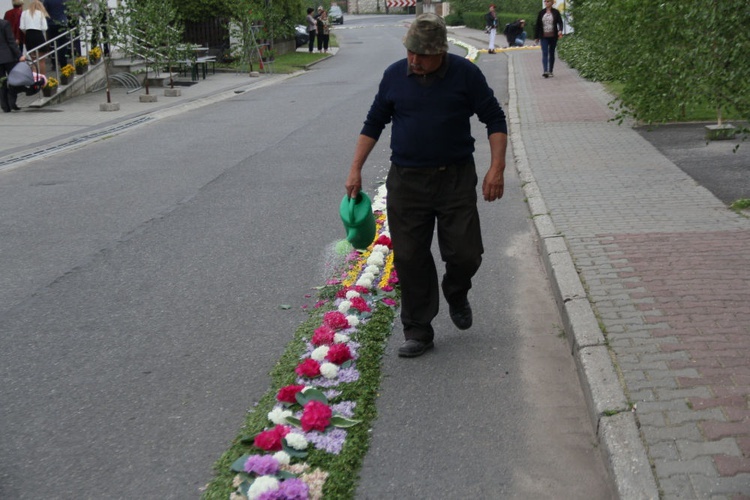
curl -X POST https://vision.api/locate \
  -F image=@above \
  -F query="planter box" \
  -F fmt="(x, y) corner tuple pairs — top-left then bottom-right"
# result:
(76, 65), (88, 75)
(60, 74), (73, 85)
(705, 124), (738, 141)
(42, 86), (57, 97)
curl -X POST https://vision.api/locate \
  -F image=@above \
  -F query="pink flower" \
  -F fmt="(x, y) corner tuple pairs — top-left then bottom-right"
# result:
(349, 296), (371, 313)
(277, 384), (306, 404)
(300, 400), (332, 432)
(311, 325), (336, 346)
(325, 343), (353, 365)
(382, 298), (397, 307)
(254, 424), (290, 451)
(295, 358), (321, 378)
(323, 311), (349, 330)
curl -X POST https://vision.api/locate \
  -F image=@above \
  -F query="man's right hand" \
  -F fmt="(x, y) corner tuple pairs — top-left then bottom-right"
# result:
(345, 168), (361, 199)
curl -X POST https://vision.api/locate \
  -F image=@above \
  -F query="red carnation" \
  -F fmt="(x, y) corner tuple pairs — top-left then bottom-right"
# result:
(300, 400), (333, 432)
(375, 235), (392, 248)
(254, 424), (290, 451)
(312, 325), (336, 346)
(295, 358), (321, 378)
(323, 311), (349, 331)
(325, 343), (353, 365)
(277, 384), (306, 404)
(349, 296), (371, 313)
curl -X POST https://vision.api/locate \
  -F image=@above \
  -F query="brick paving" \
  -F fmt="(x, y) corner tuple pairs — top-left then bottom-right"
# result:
(512, 49), (750, 498)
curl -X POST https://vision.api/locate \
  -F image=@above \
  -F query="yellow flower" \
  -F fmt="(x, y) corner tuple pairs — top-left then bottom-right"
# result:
(60, 64), (75, 78)
(44, 77), (59, 89)
(89, 47), (102, 62)
(74, 56), (89, 68)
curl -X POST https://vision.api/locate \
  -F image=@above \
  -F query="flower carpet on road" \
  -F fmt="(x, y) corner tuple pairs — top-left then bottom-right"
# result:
(203, 185), (400, 500)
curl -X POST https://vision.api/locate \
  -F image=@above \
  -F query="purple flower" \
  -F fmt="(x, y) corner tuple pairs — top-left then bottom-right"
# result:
(257, 478), (308, 499)
(305, 427), (347, 454)
(331, 401), (356, 418)
(244, 454), (280, 476)
(299, 365), (360, 388)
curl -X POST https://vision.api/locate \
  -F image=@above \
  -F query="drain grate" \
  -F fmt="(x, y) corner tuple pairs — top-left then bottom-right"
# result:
(0, 116), (153, 171)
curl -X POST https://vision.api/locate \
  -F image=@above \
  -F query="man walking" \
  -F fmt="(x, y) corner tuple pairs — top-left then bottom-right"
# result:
(344, 13), (508, 358)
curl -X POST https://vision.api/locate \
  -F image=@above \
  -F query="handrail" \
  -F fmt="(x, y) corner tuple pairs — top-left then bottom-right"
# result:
(27, 28), (88, 83)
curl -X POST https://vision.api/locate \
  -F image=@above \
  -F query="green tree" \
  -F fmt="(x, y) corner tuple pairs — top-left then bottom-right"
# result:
(561, 0), (750, 125)
(66, 0), (118, 103)
(228, 0), (302, 74)
(121, 0), (188, 95)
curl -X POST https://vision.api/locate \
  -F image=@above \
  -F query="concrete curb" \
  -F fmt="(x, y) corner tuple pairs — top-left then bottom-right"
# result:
(506, 54), (659, 499)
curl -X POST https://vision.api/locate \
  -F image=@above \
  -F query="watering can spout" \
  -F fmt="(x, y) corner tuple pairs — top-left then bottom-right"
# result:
(339, 192), (376, 250)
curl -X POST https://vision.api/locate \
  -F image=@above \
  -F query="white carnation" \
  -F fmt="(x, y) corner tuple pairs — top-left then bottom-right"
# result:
(273, 451), (291, 465)
(346, 315), (360, 327)
(365, 265), (380, 275)
(267, 407), (293, 426)
(338, 300), (352, 313)
(361, 272), (376, 283)
(248, 476), (279, 499)
(373, 244), (390, 255)
(333, 333), (350, 344)
(311, 345), (330, 362)
(356, 277), (372, 288)
(345, 290), (361, 299)
(367, 252), (385, 266)
(284, 433), (309, 450)
(320, 362), (340, 379)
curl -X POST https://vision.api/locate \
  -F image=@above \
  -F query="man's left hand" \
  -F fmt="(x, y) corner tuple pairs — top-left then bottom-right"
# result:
(482, 165), (505, 202)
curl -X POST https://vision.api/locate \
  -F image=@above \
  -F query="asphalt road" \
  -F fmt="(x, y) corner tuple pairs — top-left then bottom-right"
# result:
(635, 122), (750, 206)
(0, 15), (612, 498)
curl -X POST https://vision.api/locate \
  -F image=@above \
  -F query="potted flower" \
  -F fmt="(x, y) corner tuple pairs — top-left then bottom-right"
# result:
(74, 56), (89, 75)
(60, 64), (75, 85)
(42, 77), (59, 97)
(88, 47), (102, 65)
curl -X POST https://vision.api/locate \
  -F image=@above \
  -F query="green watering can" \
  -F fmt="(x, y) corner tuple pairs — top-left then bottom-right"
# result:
(339, 192), (376, 250)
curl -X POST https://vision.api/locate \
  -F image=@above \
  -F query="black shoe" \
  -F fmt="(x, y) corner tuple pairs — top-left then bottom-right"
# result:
(11, 105), (20, 111)
(543, 72), (549, 78)
(449, 300), (473, 330)
(2, 108), (10, 113)
(398, 339), (434, 358)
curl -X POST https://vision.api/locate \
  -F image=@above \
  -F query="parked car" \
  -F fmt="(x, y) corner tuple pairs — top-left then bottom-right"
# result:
(329, 5), (344, 25)
(295, 25), (309, 48)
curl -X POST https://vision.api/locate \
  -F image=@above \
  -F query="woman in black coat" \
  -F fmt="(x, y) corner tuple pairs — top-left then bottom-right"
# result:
(534, 0), (564, 78)
(0, 18), (25, 112)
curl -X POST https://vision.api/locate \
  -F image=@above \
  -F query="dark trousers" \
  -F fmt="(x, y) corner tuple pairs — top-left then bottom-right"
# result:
(541, 36), (558, 73)
(0, 61), (19, 112)
(47, 22), (66, 67)
(386, 162), (484, 342)
(318, 34), (329, 51)
(308, 30), (316, 52)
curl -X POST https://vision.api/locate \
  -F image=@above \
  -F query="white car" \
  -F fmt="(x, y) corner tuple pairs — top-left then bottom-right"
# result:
(329, 5), (344, 25)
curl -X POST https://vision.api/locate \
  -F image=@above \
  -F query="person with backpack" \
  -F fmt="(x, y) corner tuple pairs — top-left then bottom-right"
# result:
(484, 4), (498, 54)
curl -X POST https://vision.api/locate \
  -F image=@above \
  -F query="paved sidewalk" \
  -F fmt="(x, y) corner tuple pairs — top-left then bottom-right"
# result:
(0, 70), (294, 171)
(507, 45), (750, 498)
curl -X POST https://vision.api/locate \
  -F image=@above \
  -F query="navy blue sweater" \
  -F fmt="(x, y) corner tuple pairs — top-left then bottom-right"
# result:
(361, 53), (507, 168)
